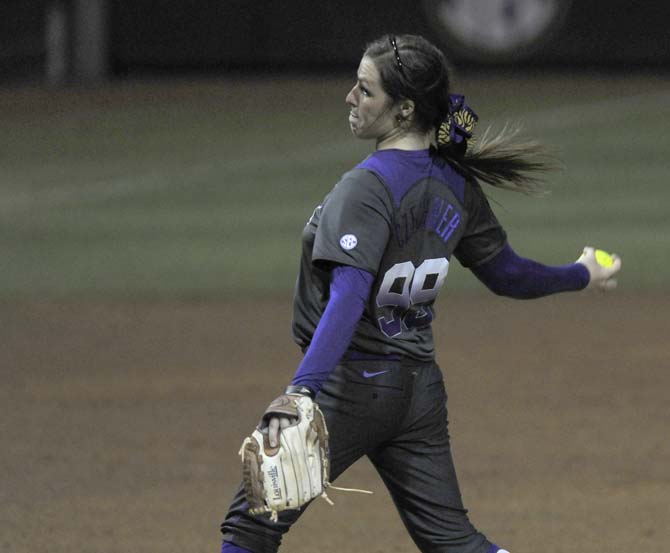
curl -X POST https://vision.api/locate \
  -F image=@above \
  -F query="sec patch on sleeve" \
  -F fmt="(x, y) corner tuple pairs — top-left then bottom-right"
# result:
(339, 234), (358, 250)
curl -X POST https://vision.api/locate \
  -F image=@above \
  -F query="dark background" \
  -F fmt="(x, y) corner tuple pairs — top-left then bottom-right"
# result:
(3, 0), (670, 83)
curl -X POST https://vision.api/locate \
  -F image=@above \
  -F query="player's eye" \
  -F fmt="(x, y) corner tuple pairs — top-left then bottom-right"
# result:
(359, 84), (371, 97)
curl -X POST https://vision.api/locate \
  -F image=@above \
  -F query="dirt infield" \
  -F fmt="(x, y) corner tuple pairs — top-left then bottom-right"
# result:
(2, 292), (668, 553)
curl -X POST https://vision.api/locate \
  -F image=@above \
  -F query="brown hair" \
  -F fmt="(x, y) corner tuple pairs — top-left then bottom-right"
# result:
(364, 34), (556, 195)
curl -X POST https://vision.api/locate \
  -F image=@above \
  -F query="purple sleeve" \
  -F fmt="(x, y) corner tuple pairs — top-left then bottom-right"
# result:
(291, 265), (374, 394)
(471, 242), (590, 299)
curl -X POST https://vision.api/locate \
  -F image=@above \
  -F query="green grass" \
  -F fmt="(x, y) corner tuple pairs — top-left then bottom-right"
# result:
(1, 73), (668, 299)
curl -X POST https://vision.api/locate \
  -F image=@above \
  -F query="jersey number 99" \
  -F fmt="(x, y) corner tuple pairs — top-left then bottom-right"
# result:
(376, 258), (449, 338)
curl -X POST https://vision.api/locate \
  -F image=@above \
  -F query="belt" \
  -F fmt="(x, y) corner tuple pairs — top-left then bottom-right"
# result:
(342, 350), (401, 362)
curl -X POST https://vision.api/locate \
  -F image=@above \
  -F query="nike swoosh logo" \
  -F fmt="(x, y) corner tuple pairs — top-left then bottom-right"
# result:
(362, 369), (389, 378)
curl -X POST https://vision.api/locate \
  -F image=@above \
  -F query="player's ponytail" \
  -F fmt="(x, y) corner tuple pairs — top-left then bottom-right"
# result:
(435, 122), (557, 196)
(365, 34), (557, 195)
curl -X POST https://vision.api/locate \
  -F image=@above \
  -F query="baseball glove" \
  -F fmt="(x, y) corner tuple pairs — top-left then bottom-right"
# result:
(239, 392), (371, 522)
(239, 393), (331, 522)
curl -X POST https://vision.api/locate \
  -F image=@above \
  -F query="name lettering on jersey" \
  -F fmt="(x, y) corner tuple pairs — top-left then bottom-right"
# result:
(394, 196), (431, 247)
(426, 196), (461, 243)
(394, 196), (462, 247)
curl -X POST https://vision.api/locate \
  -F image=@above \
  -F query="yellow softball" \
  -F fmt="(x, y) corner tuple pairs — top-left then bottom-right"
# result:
(595, 249), (614, 268)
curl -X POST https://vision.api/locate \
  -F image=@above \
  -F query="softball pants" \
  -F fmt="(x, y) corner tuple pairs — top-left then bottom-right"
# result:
(221, 356), (494, 553)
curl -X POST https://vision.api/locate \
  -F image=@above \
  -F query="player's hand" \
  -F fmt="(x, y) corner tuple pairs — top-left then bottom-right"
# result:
(259, 386), (316, 448)
(258, 393), (301, 449)
(576, 246), (622, 291)
(265, 416), (294, 448)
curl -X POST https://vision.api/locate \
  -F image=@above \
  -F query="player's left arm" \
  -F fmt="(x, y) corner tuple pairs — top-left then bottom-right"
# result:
(264, 265), (373, 448)
(290, 264), (373, 394)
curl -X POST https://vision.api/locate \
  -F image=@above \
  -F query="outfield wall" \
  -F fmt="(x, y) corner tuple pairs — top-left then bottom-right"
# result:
(2, 0), (670, 82)
(110, 0), (670, 69)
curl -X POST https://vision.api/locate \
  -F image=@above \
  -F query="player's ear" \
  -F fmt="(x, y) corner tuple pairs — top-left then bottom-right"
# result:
(399, 99), (415, 119)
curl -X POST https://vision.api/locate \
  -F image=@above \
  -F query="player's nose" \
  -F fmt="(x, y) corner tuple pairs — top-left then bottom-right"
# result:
(345, 85), (357, 107)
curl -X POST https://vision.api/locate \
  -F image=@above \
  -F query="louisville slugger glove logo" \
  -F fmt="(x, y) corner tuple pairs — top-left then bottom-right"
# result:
(268, 466), (282, 500)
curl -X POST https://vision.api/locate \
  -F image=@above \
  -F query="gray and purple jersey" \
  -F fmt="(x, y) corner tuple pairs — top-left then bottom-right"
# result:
(292, 148), (506, 360)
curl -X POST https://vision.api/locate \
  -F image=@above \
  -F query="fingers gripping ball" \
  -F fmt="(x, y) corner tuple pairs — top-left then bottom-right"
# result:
(595, 249), (614, 268)
(239, 395), (332, 522)
(576, 246), (622, 291)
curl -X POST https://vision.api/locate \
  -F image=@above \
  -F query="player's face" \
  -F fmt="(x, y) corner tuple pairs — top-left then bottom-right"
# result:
(345, 56), (399, 141)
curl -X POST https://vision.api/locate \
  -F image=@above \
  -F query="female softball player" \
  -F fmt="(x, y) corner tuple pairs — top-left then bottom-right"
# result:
(220, 34), (621, 553)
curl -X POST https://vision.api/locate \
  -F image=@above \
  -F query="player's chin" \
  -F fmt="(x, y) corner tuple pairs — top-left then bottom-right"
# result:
(348, 122), (367, 139)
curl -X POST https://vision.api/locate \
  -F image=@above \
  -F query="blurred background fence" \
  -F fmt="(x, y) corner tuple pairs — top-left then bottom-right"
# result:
(2, 0), (670, 84)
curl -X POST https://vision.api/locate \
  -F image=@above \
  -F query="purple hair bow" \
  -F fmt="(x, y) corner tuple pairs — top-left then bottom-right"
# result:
(437, 93), (479, 146)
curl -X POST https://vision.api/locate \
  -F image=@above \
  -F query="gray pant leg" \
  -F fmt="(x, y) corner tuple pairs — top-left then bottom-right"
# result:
(221, 360), (492, 553)
(368, 363), (492, 553)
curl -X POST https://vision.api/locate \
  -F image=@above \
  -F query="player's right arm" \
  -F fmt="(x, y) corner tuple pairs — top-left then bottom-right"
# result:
(454, 179), (620, 297)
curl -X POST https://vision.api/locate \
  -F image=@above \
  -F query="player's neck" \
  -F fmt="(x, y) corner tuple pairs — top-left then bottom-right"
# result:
(376, 129), (432, 152)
